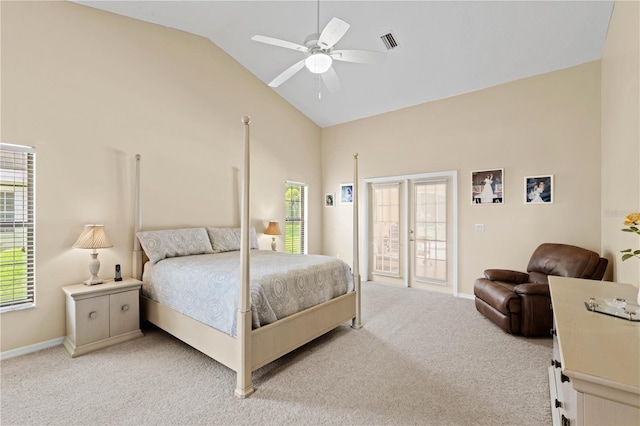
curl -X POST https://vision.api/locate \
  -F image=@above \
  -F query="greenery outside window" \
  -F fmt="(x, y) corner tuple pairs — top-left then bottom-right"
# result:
(1, 144), (36, 312)
(285, 182), (307, 254)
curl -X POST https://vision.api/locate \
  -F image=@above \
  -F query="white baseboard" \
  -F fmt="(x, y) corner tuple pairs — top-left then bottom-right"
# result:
(1, 337), (65, 361)
(457, 292), (475, 300)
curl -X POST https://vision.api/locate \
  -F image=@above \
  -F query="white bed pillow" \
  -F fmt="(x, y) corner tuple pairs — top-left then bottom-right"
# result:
(207, 227), (259, 253)
(137, 228), (214, 264)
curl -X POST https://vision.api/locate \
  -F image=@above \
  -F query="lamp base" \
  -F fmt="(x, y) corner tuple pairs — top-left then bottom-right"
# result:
(84, 276), (104, 286)
(84, 251), (103, 285)
(271, 237), (277, 251)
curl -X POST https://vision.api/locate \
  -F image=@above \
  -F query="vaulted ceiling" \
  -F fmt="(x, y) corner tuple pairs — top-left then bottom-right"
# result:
(73, 1), (614, 127)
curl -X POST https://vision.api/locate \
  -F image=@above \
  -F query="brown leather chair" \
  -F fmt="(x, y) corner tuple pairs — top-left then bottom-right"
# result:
(474, 243), (608, 337)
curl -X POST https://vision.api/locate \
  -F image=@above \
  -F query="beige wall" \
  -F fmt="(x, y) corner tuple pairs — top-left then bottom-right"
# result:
(0, 1), (321, 352)
(323, 62), (603, 296)
(601, 0), (640, 286)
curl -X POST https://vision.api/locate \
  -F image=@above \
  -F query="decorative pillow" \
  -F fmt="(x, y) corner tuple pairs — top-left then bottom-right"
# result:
(207, 227), (259, 253)
(137, 228), (214, 264)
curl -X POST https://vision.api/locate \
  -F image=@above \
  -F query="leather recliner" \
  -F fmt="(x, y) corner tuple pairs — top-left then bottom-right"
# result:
(474, 243), (608, 337)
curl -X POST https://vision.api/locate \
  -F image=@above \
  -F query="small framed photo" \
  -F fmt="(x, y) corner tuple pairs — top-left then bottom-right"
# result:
(340, 184), (353, 204)
(524, 175), (553, 204)
(325, 192), (335, 207)
(471, 169), (504, 205)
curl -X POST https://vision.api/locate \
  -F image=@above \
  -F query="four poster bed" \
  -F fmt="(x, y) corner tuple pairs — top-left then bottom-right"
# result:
(132, 116), (362, 397)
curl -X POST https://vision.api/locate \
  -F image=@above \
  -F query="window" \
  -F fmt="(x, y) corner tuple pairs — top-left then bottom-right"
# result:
(1, 144), (36, 311)
(284, 182), (307, 254)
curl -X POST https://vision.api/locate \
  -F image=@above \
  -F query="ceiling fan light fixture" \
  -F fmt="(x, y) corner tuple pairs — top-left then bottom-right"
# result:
(305, 53), (332, 74)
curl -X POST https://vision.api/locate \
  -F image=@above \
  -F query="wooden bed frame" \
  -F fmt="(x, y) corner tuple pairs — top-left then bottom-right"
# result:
(132, 116), (362, 397)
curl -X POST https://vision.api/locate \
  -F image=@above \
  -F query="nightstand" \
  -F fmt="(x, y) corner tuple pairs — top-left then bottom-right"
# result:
(62, 278), (143, 357)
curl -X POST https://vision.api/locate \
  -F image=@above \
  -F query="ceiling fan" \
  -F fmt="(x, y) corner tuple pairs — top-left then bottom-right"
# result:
(251, 3), (386, 93)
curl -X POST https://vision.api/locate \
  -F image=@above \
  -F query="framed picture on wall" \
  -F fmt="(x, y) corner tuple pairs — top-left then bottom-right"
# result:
(471, 169), (504, 205)
(524, 175), (553, 204)
(340, 184), (353, 204)
(325, 192), (335, 207)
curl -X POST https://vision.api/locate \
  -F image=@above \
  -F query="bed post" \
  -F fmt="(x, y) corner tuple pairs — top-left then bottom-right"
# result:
(133, 154), (143, 281)
(352, 153), (362, 329)
(235, 115), (255, 398)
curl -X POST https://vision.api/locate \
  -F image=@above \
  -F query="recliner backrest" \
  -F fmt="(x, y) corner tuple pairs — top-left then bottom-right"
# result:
(526, 243), (605, 283)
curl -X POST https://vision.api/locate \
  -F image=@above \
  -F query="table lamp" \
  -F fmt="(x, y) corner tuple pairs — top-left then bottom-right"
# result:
(73, 224), (113, 285)
(264, 221), (281, 251)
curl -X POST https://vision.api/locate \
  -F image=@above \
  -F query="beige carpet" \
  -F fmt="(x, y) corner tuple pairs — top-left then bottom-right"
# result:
(1, 282), (552, 425)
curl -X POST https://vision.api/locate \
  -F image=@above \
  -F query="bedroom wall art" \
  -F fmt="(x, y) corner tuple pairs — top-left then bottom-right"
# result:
(325, 193), (335, 207)
(471, 169), (504, 204)
(524, 175), (554, 204)
(340, 184), (353, 204)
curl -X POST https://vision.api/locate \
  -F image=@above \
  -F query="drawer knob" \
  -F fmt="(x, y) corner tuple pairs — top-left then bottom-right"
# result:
(555, 398), (562, 408)
(551, 359), (562, 369)
(121, 304), (129, 312)
(89, 311), (97, 319)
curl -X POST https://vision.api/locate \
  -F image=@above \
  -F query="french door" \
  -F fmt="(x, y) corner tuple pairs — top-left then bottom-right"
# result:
(366, 172), (457, 293)
(410, 180), (448, 285)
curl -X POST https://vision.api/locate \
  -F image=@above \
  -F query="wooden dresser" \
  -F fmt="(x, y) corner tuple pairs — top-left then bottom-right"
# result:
(548, 277), (640, 425)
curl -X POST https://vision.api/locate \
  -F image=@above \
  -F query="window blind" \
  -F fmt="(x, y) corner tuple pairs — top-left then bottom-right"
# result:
(0, 144), (36, 311)
(285, 182), (306, 254)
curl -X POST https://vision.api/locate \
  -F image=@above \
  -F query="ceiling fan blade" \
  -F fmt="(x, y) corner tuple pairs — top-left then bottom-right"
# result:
(251, 35), (309, 53)
(268, 59), (306, 88)
(318, 17), (350, 50)
(331, 49), (387, 64)
(321, 67), (342, 93)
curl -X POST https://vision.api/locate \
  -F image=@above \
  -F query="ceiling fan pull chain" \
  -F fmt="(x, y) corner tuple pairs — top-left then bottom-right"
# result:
(317, 0), (320, 35)
(316, 74), (322, 100)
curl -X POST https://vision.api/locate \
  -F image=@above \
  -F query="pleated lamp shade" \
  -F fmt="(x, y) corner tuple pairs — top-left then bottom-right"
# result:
(73, 225), (113, 250)
(264, 221), (282, 236)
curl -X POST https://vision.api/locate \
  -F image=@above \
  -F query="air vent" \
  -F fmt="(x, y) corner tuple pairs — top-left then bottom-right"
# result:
(380, 31), (399, 50)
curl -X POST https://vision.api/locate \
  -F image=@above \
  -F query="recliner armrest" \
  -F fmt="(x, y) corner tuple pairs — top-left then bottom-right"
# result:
(514, 283), (550, 296)
(484, 269), (530, 283)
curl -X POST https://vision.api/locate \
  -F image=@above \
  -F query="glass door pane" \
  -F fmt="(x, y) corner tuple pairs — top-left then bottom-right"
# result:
(413, 181), (447, 283)
(371, 183), (400, 276)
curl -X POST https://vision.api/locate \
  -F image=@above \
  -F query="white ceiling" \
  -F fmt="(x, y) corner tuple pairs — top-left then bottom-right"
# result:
(72, 1), (614, 128)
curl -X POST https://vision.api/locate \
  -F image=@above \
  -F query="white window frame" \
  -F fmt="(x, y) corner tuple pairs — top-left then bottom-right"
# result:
(1, 143), (36, 312)
(284, 181), (308, 254)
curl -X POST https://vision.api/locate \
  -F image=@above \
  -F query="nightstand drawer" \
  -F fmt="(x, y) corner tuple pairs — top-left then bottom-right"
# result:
(75, 295), (110, 346)
(109, 290), (139, 336)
